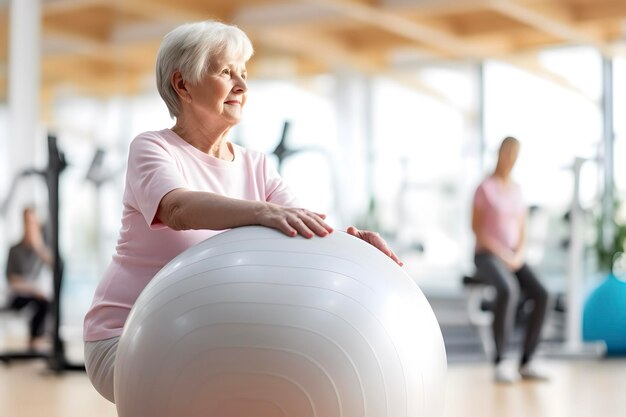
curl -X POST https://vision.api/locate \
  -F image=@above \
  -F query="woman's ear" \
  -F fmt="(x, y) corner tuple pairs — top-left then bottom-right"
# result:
(171, 71), (192, 103)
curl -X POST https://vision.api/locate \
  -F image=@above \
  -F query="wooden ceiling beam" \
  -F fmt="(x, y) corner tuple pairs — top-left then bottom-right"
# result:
(41, 33), (162, 86)
(235, 2), (336, 28)
(387, 70), (463, 110)
(382, 0), (492, 16)
(44, 26), (111, 57)
(573, 1), (626, 22)
(0, 11), (7, 60)
(42, 54), (149, 94)
(3, 0), (625, 102)
(250, 27), (384, 74)
(298, 0), (487, 58)
(0, 72), (5, 102)
(488, 0), (611, 55)
(111, 0), (224, 24)
(42, 73), (145, 98)
(237, 0), (488, 58)
(43, 0), (107, 15)
(501, 52), (596, 101)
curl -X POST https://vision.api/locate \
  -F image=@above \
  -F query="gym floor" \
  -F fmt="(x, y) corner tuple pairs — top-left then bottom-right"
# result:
(1, 358), (625, 417)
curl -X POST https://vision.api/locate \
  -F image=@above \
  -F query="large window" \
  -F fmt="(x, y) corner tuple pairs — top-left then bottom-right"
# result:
(614, 52), (626, 195)
(240, 77), (339, 221)
(484, 48), (603, 208)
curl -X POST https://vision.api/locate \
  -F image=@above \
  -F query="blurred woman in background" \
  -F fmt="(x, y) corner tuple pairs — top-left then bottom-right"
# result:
(472, 136), (550, 384)
(5, 207), (52, 351)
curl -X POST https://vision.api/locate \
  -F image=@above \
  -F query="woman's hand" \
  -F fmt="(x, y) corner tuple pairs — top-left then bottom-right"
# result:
(260, 203), (334, 238)
(508, 251), (525, 272)
(499, 249), (523, 272)
(347, 226), (403, 266)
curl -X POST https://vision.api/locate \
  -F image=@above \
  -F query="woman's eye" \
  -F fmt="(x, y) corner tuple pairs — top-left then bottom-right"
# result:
(221, 68), (231, 76)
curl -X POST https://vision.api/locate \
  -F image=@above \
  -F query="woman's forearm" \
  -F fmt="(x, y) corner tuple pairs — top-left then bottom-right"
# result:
(157, 189), (266, 231)
(156, 188), (332, 239)
(34, 245), (53, 266)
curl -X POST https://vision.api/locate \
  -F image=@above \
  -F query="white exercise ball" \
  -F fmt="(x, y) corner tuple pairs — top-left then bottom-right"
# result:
(114, 226), (446, 417)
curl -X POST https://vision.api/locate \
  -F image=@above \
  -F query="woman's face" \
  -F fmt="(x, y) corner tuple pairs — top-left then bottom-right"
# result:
(185, 57), (248, 126)
(498, 143), (519, 175)
(23, 210), (41, 239)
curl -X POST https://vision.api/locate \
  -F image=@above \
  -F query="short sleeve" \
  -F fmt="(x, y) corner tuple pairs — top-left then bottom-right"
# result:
(126, 134), (188, 228)
(263, 156), (300, 208)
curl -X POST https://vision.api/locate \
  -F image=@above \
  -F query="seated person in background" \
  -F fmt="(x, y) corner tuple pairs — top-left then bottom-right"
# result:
(5, 207), (52, 351)
(472, 137), (550, 384)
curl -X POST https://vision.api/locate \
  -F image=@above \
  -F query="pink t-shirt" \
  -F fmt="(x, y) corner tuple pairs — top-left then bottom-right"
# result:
(83, 129), (298, 341)
(473, 176), (525, 254)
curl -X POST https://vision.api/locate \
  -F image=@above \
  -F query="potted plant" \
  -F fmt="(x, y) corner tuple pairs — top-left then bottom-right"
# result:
(593, 197), (626, 273)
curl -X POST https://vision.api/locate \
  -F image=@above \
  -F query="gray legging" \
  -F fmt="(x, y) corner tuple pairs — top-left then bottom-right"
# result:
(474, 253), (549, 365)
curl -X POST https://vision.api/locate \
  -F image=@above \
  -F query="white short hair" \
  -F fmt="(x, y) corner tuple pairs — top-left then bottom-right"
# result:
(156, 21), (254, 118)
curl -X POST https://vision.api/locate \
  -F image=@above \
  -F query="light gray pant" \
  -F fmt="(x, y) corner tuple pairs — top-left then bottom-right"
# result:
(84, 337), (119, 403)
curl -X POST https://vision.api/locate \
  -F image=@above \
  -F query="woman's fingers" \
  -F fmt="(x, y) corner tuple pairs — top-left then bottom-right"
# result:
(384, 248), (403, 266)
(310, 212), (333, 233)
(271, 214), (403, 266)
(314, 212), (327, 220)
(271, 208), (332, 238)
(346, 225), (361, 238)
(291, 210), (333, 238)
(347, 226), (403, 266)
(289, 216), (315, 238)
(265, 207), (399, 267)
(300, 215), (331, 237)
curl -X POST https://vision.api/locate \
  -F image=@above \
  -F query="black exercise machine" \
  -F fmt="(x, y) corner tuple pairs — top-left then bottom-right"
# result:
(0, 134), (84, 372)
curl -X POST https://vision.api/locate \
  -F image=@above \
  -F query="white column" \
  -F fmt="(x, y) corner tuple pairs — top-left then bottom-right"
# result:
(6, 0), (42, 236)
(333, 70), (371, 227)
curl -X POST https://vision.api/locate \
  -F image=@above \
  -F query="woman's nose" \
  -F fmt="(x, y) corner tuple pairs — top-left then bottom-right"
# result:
(233, 76), (247, 93)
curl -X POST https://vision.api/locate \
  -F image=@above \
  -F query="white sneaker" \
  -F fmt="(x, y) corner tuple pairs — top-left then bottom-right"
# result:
(494, 362), (520, 384)
(519, 362), (549, 381)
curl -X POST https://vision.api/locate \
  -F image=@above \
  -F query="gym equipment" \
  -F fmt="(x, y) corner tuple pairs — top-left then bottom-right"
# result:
(462, 274), (496, 358)
(115, 226), (446, 417)
(85, 148), (122, 273)
(271, 120), (344, 225)
(546, 158), (606, 358)
(0, 134), (84, 372)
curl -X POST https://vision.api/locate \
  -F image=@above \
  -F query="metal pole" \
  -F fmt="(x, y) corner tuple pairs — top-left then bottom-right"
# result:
(601, 56), (615, 254)
(566, 158), (585, 351)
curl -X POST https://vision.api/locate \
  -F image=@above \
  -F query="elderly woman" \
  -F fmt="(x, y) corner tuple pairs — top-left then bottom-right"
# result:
(83, 20), (401, 403)
(472, 136), (549, 384)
